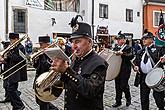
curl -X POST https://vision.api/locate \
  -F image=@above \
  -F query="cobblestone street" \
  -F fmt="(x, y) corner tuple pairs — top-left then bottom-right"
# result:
(0, 70), (160, 110)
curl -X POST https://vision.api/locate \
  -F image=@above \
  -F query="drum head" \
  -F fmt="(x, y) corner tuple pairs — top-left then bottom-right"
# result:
(145, 68), (164, 87)
(99, 48), (121, 81)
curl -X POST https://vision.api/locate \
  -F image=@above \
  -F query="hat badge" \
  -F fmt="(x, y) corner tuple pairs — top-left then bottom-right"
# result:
(72, 24), (79, 32)
(143, 33), (148, 36)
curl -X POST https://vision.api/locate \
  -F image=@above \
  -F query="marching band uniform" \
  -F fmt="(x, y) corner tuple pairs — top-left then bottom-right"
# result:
(5, 33), (27, 110)
(33, 36), (58, 110)
(52, 17), (108, 110)
(0, 41), (11, 103)
(112, 34), (134, 107)
(134, 32), (165, 110)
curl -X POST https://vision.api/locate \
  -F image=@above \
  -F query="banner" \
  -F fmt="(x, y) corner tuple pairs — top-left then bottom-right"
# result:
(26, 0), (44, 9)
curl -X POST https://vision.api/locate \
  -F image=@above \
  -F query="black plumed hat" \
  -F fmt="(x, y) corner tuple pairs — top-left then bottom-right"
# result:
(69, 15), (92, 40)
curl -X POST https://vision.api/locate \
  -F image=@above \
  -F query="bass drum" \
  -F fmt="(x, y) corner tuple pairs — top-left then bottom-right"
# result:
(99, 48), (122, 81)
(145, 68), (165, 92)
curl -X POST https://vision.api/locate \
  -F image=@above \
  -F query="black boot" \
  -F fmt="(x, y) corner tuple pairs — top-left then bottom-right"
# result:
(126, 100), (131, 106)
(0, 98), (10, 103)
(112, 102), (122, 107)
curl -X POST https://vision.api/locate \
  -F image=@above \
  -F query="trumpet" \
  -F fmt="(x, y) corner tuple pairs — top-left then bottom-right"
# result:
(0, 34), (28, 58)
(35, 70), (64, 102)
(29, 42), (57, 62)
(0, 35), (28, 80)
(34, 50), (76, 102)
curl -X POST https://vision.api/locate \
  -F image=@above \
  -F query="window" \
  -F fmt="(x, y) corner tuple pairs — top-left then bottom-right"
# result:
(13, 9), (27, 33)
(154, 11), (165, 26)
(126, 9), (133, 22)
(99, 4), (108, 19)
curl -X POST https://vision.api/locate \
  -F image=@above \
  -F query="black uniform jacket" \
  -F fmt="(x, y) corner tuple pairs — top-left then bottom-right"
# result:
(60, 50), (108, 110)
(134, 44), (165, 73)
(33, 53), (52, 78)
(113, 45), (134, 79)
(4, 43), (27, 83)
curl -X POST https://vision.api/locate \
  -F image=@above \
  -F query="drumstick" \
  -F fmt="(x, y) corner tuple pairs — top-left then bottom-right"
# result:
(131, 57), (141, 74)
(153, 54), (165, 69)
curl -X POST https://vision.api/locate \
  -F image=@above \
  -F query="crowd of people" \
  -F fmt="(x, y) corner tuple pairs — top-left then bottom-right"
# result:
(0, 15), (164, 110)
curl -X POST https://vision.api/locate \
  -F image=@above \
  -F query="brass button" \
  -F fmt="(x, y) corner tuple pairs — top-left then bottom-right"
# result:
(72, 78), (75, 81)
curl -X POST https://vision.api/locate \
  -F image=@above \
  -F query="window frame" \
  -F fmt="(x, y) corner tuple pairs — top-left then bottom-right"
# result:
(126, 9), (133, 22)
(13, 8), (27, 34)
(153, 11), (165, 27)
(99, 3), (108, 19)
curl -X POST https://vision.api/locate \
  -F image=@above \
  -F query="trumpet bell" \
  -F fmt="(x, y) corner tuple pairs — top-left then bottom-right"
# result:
(34, 72), (64, 102)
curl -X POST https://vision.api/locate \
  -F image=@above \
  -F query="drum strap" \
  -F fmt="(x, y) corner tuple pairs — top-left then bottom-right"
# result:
(146, 47), (155, 67)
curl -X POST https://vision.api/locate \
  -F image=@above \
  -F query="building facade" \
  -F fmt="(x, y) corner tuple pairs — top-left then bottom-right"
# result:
(0, 0), (143, 47)
(144, 0), (165, 35)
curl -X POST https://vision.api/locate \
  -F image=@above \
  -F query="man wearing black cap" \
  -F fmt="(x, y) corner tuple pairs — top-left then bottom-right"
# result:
(134, 31), (165, 110)
(0, 33), (27, 110)
(33, 36), (58, 110)
(51, 16), (108, 110)
(112, 33), (134, 107)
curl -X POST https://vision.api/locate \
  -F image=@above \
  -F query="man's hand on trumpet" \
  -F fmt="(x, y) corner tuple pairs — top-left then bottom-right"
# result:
(0, 55), (4, 64)
(51, 57), (69, 73)
(115, 51), (123, 56)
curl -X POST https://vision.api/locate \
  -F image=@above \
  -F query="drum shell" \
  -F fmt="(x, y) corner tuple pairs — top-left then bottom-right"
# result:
(99, 48), (122, 81)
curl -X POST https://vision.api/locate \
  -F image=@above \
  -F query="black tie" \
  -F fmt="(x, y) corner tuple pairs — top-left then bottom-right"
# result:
(143, 53), (148, 64)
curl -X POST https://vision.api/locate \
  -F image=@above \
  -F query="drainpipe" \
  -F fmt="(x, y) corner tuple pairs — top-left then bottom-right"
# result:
(91, 0), (94, 40)
(5, 0), (9, 40)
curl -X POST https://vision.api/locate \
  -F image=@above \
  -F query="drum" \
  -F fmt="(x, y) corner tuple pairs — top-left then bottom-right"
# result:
(145, 68), (165, 92)
(99, 48), (122, 81)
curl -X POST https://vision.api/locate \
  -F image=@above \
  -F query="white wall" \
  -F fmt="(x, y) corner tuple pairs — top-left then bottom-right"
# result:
(81, 0), (143, 39)
(28, 7), (77, 43)
(6, 0), (76, 45)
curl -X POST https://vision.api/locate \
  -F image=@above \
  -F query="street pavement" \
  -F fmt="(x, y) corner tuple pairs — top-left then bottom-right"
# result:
(0, 69), (160, 110)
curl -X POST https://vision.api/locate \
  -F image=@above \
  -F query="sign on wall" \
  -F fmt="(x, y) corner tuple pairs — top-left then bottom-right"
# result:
(26, 0), (44, 9)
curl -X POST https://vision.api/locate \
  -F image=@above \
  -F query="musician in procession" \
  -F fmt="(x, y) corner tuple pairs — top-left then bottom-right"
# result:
(32, 36), (58, 110)
(51, 16), (108, 110)
(134, 31), (165, 110)
(0, 33), (27, 110)
(0, 41), (11, 103)
(112, 33), (134, 107)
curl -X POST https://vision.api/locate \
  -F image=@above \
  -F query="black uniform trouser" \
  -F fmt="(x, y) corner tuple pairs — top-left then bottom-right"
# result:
(3, 80), (10, 100)
(140, 74), (164, 110)
(114, 77), (131, 103)
(7, 82), (24, 110)
(36, 96), (58, 110)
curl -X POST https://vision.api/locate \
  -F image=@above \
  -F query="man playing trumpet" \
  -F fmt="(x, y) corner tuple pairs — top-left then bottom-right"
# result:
(0, 33), (27, 110)
(32, 36), (58, 110)
(51, 15), (108, 110)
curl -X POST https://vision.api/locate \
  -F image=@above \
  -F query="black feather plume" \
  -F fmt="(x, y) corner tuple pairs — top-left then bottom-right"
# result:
(69, 15), (83, 28)
(118, 31), (122, 35)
